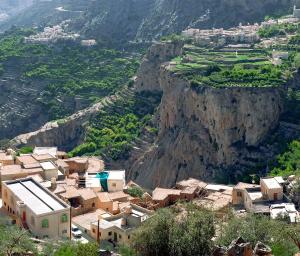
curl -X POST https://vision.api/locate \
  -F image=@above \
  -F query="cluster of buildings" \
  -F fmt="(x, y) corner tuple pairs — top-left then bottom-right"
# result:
(24, 24), (80, 45)
(182, 24), (260, 47)
(1, 146), (300, 248)
(182, 11), (300, 49)
(23, 21), (97, 47)
(232, 176), (300, 222)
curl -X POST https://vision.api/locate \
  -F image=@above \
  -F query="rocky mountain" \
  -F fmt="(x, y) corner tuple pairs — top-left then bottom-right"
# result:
(128, 42), (283, 188)
(0, 0), (295, 45)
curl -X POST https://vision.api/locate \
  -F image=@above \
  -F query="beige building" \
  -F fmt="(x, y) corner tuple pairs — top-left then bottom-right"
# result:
(0, 151), (14, 166)
(0, 165), (44, 188)
(2, 177), (71, 239)
(260, 178), (283, 201)
(40, 161), (58, 180)
(232, 182), (260, 205)
(90, 204), (152, 245)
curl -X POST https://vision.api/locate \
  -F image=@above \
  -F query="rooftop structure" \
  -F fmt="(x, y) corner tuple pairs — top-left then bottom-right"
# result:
(90, 204), (153, 245)
(0, 152), (14, 166)
(2, 178), (70, 239)
(270, 203), (300, 223)
(33, 147), (58, 158)
(85, 170), (125, 192)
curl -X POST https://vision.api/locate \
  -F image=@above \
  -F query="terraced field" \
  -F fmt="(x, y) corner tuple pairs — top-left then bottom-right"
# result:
(171, 45), (284, 88)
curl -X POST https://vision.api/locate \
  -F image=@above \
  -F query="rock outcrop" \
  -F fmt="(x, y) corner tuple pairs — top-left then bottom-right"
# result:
(212, 237), (272, 256)
(135, 41), (183, 92)
(129, 47), (283, 189)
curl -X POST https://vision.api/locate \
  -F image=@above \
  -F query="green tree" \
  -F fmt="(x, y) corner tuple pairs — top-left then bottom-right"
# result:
(217, 214), (298, 256)
(131, 206), (215, 256)
(0, 218), (36, 256)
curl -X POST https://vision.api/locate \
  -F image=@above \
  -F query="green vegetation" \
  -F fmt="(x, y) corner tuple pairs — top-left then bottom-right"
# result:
(0, 28), (140, 120)
(18, 146), (33, 154)
(217, 214), (299, 256)
(161, 33), (187, 43)
(131, 205), (215, 256)
(258, 23), (300, 38)
(69, 91), (161, 160)
(270, 140), (300, 177)
(127, 186), (144, 198)
(0, 217), (37, 256)
(171, 46), (284, 88)
(51, 242), (99, 256)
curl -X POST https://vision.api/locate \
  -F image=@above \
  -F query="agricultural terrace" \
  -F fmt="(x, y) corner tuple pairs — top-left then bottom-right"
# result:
(170, 45), (285, 88)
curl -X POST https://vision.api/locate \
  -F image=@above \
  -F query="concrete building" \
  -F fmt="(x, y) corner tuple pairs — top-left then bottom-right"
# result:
(232, 182), (260, 205)
(90, 204), (152, 245)
(2, 177), (70, 239)
(0, 165), (44, 188)
(33, 147), (58, 158)
(260, 178), (283, 201)
(40, 161), (58, 180)
(270, 203), (300, 223)
(0, 151), (14, 166)
(85, 170), (125, 192)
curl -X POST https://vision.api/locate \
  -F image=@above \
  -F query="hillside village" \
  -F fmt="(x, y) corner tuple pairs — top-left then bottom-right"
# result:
(1, 144), (300, 254)
(1, 5), (300, 256)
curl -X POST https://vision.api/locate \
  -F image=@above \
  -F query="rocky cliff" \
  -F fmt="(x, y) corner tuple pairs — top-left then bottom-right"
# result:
(135, 41), (183, 92)
(129, 46), (283, 189)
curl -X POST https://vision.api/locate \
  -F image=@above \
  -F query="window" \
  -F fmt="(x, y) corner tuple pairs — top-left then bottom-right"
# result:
(119, 234), (122, 239)
(92, 228), (96, 233)
(237, 191), (242, 197)
(61, 214), (68, 223)
(128, 235), (130, 239)
(108, 232), (112, 236)
(41, 219), (49, 228)
(92, 203), (95, 208)
(112, 183), (116, 187)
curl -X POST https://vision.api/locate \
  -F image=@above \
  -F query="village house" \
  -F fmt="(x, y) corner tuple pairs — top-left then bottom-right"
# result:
(2, 177), (70, 239)
(85, 170), (125, 192)
(90, 204), (153, 245)
(232, 182), (260, 205)
(0, 165), (44, 188)
(0, 151), (14, 166)
(260, 177), (283, 201)
(270, 203), (300, 223)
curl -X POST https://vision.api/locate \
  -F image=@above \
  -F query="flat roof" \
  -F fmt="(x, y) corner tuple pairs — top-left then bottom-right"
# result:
(107, 170), (125, 180)
(248, 191), (263, 201)
(152, 188), (181, 201)
(261, 178), (282, 189)
(40, 161), (57, 170)
(6, 178), (68, 215)
(17, 155), (38, 165)
(33, 147), (57, 157)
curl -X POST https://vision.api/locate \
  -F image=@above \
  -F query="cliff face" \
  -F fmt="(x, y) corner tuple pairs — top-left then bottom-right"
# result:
(135, 41), (183, 92)
(129, 57), (283, 189)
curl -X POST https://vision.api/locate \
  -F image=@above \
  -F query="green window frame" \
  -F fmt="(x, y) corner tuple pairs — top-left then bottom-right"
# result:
(42, 219), (49, 228)
(61, 214), (68, 223)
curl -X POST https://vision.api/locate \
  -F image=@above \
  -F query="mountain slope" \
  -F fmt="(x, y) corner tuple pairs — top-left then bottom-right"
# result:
(0, 0), (295, 45)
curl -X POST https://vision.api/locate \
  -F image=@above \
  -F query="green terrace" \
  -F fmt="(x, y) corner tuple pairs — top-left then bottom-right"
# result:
(170, 45), (285, 88)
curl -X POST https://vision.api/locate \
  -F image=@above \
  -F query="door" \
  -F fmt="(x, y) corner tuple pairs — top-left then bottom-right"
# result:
(274, 193), (278, 201)
(22, 211), (26, 222)
(114, 232), (118, 242)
